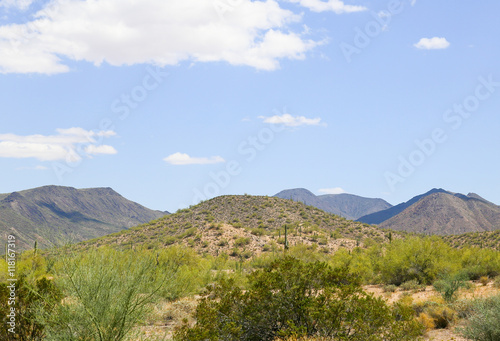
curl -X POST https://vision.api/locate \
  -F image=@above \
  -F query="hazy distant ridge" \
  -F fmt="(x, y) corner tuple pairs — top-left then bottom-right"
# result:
(274, 188), (392, 220)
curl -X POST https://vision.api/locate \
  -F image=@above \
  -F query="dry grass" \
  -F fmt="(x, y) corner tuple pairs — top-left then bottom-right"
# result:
(132, 296), (198, 340)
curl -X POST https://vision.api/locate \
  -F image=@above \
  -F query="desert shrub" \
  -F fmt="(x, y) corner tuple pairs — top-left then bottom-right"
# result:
(383, 284), (398, 293)
(417, 313), (435, 331)
(479, 276), (489, 286)
(494, 275), (500, 288)
(425, 306), (456, 329)
(234, 237), (251, 247)
(452, 299), (475, 319)
(174, 257), (423, 341)
(155, 246), (211, 301)
(460, 294), (500, 340)
(433, 272), (468, 302)
(401, 279), (425, 291)
(460, 247), (500, 280)
(42, 248), (166, 341)
(0, 274), (62, 341)
(376, 237), (455, 285)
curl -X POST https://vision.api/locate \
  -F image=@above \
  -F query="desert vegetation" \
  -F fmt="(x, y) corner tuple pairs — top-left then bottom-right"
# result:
(1, 196), (500, 340)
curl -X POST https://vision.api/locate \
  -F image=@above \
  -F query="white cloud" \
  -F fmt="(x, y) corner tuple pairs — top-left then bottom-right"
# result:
(288, 0), (366, 13)
(0, 0), (322, 74)
(0, 0), (34, 10)
(164, 152), (225, 165)
(414, 37), (450, 50)
(0, 128), (117, 161)
(318, 187), (346, 194)
(259, 113), (325, 127)
(84, 145), (117, 155)
(410, 0), (417, 6)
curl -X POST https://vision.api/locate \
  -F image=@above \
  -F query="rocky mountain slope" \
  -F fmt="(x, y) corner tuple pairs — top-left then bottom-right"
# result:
(0, 185), (166, 250)
(358, 189), (500, 235)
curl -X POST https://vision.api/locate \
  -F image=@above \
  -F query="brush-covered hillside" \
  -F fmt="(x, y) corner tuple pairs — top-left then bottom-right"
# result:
(79, 195), (403, 257)
(443, 229), (500, 250)
(0, 185), (166, 250)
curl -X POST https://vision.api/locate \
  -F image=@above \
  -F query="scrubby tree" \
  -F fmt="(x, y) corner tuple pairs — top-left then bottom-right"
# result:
(41, 248), (169, 341)
(174, 257), (423, 341)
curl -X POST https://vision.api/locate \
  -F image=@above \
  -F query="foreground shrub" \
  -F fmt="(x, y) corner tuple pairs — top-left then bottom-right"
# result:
(460, 294), (500, 341)
(0, 275), (62, 341)
(174, 257), (423, 341)
(433, 272), (468, 302)
(42, 248), (167, 341)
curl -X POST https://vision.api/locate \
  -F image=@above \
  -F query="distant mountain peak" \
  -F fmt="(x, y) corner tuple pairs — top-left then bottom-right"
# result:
(358, 189), (500, 235)
(274, 188), (392, 220)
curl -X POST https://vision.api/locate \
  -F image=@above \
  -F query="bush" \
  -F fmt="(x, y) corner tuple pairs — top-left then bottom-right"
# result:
(0, 275), (62, 341)
(234, 237), (251, 247)
(479, 276), (489, 286)
(401, 279), (424, 291)
(42, 248), (166, 341)
(383, 284), (398, 293)
(433, 272), (468, 302)
(460, 294), (500, 340)
(377, 237), (455, 285)
(174, 257), (423, 341)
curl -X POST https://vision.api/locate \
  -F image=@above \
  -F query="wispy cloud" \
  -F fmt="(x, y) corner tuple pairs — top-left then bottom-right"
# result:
(0, 0), (34, 10)
(414, 37), (450, 50)
(318, 187), (346, 194)
(288, 0), (366, 14)
(15, 165), (49, 171)
(259, 113), (325, 127)
(164, 152), (225, 166)
(0, 0), (320, 74)
(0, 128), (117, 161)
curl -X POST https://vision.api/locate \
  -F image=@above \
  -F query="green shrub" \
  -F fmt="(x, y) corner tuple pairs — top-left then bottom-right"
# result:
(234, 237), (251, 247)
(433, 272), (468, 302)
(174, 257), (423, 341)
(42, 248), (166, 341)
(401, 279), (425, 291)
(383, 284), (398, 293)
(494, 275), (500, 288)
(460, 294), (500, 341)
(0, 275), (62, 341)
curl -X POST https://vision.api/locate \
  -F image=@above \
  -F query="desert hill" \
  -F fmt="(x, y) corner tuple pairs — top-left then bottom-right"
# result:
(0, 185), (166, 250)
(79, 194), (402, 257)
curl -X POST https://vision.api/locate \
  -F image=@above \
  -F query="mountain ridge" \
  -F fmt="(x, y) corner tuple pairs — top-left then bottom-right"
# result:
(358, 188), (500, 235)
(274, 188), (392, 220)
(0, 185), (167, 251)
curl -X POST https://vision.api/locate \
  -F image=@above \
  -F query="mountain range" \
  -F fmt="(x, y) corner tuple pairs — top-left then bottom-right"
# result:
(2, 185), (500, 253)
(274, 188), (392, 220)
(0, 185), (166, 250)
(358, 189), (500, 235)
(275, 188), (500, 235)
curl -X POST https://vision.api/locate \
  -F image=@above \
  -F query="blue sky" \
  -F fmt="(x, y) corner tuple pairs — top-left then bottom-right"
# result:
(0, 0), (499, 212)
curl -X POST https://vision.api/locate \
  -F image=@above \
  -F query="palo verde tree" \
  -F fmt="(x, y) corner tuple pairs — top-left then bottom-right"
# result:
(41, 247), (172, 341)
